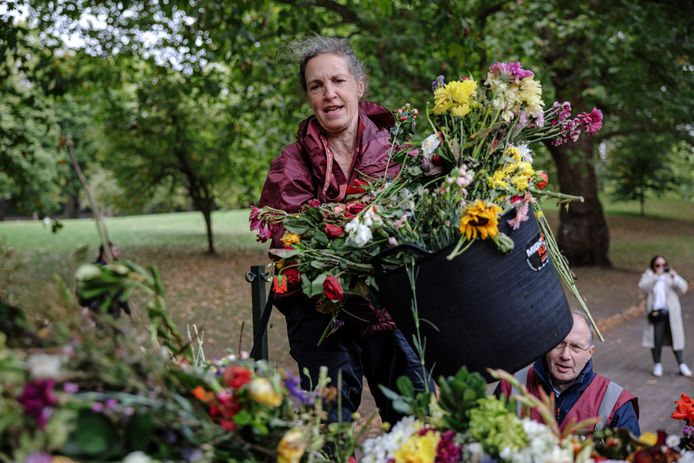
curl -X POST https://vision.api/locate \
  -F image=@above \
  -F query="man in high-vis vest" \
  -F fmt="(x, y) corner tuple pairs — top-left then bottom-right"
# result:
(497, 311), (640, 435)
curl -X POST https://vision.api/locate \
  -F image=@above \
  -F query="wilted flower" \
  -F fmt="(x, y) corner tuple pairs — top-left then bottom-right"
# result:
(277, 429), (308, 463)
(247, 377), (282, 407)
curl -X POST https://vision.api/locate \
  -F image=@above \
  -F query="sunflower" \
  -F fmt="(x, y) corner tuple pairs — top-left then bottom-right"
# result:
(458, 200), (502, 240)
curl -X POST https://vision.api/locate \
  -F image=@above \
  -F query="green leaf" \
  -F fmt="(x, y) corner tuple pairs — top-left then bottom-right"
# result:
(125, 413), (154, 450)
(62, 410), (119, 458)
(396, 376), (414, 398)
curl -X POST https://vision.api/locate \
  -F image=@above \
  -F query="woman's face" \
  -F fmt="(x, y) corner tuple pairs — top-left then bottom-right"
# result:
(304, 53), (365, 137)
(653, 257), (668, 274)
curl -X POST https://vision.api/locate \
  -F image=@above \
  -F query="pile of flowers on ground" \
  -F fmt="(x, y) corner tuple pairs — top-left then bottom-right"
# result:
(0, 260), (359, 462)
(251, 61), (601, 328)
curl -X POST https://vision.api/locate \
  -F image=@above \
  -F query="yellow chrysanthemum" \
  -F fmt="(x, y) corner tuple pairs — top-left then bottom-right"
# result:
(432, 79), (478, 115)
(519, 77), (543, 115)
(504, 146), (522, 162)
(277, 429), (307, 463)
(393, 430), (441, 463)
(488, 169), (509, 190)
(281, 232), (301, 247)
(511, 174), (530, 191)
(458, 200), (502, 240)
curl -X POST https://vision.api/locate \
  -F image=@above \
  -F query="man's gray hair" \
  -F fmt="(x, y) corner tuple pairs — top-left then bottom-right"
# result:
(293, 36), (367, 94)
(572, 311), (595, 345)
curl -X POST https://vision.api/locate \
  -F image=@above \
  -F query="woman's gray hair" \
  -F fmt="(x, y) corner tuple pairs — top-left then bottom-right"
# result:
(293, 36), (368, 94)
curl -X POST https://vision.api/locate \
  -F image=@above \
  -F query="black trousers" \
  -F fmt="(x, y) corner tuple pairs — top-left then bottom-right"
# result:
(279, 297), (431, 424)
(651, 316), (684, 364)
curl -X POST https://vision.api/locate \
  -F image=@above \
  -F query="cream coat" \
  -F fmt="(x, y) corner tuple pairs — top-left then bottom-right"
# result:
(639, 269), (688, 350)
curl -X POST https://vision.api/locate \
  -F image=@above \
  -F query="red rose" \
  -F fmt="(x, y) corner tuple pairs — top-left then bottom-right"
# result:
(347, 202), (366, 215)
(307, 198), (321, 207)
(535, 171), (549, 190)
(272, 275), (288, 294)
(284, 268), (300, 285)
(223, 365), (252, 389)
(323, 275), (344, 302)
(346, 179), (368, 195)
(324, 223), (345, 238)
(431, 153), (445, 166)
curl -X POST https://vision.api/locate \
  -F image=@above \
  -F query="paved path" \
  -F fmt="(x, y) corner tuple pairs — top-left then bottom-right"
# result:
(591, 290), (694, 435)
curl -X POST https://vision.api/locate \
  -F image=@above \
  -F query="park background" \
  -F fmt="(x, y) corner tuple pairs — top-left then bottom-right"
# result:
(1, 0), (693, 435)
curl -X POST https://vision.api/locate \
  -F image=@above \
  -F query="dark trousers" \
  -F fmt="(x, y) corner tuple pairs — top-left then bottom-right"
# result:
(651, 316), (684, 364)
(279, 297), (431, 424)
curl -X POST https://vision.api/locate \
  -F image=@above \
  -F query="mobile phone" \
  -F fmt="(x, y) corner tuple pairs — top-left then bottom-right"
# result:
(663, 265), (670, 273)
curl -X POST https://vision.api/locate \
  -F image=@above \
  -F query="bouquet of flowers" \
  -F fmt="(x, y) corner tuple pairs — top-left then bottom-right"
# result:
(252, 61), (602, 332)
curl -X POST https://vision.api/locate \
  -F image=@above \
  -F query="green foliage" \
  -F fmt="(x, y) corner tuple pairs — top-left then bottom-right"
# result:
(606, 135), (685, 215)
(436, 366), (488, 432)
(468, 396), (527, 457)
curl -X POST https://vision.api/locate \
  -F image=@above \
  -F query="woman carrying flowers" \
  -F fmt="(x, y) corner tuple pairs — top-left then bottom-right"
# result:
(253, 36), (429, 425)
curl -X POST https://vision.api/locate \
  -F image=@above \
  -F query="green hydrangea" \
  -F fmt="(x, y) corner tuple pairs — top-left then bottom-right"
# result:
(468, 396), (527, 457)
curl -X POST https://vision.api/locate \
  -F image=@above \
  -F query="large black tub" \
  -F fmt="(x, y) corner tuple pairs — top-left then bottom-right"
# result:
(374, 213), (573, 381)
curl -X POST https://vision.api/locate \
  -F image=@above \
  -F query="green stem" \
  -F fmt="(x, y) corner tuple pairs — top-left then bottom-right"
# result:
(531, 203), (604, 341)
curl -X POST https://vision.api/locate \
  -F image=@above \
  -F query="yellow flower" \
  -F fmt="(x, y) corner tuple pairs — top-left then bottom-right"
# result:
(248, 377), (282, 407)
(393, 430), (441, 463)
(511, 174), (530, 191)
(488, 169), (509, 190)
(432, 79), (478, 115)
(281, 232), (301, 247)
(458, 200), (502, 241)
(639, 432), (658, 447)
(277, 428), (307, 463)
(504, 146), (521, 162)
(519, 77), (543, 115)
(51, 458), (78, 463)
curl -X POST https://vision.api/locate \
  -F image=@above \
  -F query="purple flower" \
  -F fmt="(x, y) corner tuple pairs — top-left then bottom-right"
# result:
(91, 402), (105, 412)
(17, 379), (58, 430)
(489, 61), (534, 81)
(432, 75), (445, 91)
(105, 398), (119, 410)
(684, 424), (694, 437)
(63, 382), (79, 394)
(25, 453), (53, 463)
(283, 373), (314, 406)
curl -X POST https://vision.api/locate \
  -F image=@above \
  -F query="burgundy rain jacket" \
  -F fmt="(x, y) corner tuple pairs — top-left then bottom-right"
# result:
(258, 101), (399, 334)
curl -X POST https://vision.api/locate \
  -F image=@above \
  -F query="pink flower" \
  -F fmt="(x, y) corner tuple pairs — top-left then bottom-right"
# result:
(578, 107), (603, 135)
(307, 199), (321, 207)
(489, 61), (534, 81)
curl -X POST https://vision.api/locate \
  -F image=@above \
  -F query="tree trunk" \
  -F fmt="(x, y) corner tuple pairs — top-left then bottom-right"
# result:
(201, 207), (215, 255)
(548, 137), (611, 267)
(0, 199), (5, 221)
(639, 194), (645, 217)
(65, 194), (80, 218)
